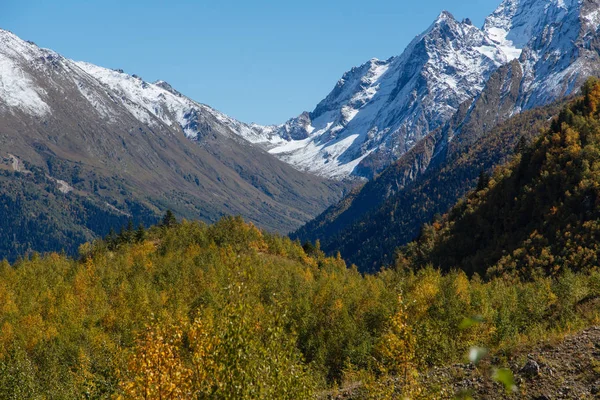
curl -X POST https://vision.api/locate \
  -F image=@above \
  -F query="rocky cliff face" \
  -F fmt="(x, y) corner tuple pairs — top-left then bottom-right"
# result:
(483, 0), (600, 112)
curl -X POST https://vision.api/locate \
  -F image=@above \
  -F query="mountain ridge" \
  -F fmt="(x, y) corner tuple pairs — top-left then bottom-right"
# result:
(240, 0), (600, 180)
(0, 28), (350, 260)
(248, 9), (521, 179)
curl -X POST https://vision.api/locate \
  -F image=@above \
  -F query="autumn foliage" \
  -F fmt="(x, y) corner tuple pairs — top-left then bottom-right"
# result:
(3, 80), (600, 397)
(0, 215), (596, 398)
(401, 78), (600, 279)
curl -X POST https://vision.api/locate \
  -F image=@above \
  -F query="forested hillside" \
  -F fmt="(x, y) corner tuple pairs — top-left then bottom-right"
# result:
(0, 169), (158, 261)
(296, 99), (565, 272)
(1, 214), (599, 398)
(401, 78), (600, 279)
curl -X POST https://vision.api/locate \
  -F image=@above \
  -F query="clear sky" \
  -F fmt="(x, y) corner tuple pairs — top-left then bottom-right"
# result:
(2, 0), (502, 125)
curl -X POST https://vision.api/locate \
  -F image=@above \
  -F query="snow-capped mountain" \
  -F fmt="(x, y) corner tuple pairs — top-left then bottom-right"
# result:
(3, 0), (600, 185)
(73, 61), (279, 145)
(485, 0), (600, 112)
(433, 0), (600, 152)
(0, 27), (278, 148)
(0, 28), (348, 240)
(242, 0), (600, 180)
(421, 0), (600, 153)
(0, 31), (52, 117)
(243, 11), (523, 179)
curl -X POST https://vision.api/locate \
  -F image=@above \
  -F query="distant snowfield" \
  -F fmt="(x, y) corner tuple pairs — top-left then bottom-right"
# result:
(269, 132), (372, 179)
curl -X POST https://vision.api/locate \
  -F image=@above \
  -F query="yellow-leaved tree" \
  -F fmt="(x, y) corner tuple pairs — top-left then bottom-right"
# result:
(116, 320), (193, 400)
(116, 281), (316, 399)
(366, 293), (420, 399)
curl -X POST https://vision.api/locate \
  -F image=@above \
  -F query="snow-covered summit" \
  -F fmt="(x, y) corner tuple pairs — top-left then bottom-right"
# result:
(249, 9), (523, 179)
(483, 0), (600, 112)
(0, 27), (275, 149)
(484, 0), (580, 48)
(74, 61), (275, 143)
(247, 0), (600, 179)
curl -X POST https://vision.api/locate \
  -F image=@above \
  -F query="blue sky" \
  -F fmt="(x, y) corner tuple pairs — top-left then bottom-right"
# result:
(3, 0), (501, 125)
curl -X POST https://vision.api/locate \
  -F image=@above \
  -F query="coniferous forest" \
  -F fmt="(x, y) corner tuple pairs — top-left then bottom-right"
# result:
(4, 80), (600, 397)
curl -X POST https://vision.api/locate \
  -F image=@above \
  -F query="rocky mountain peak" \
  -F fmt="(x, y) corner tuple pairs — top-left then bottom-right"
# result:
(154, 80), (182, 97)
(434, 10), (457, 24)
(0, 29), (54, 117)
(421, 10), (479, 43)
(247, 3), (520, 179)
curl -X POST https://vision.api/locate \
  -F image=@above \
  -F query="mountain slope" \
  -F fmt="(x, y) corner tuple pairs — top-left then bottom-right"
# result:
(294, 98), (565, 271)
(241, 11), (520, 179)
(294, 0), (600, 270)
(292, 59), (539, 261)
(401, 79), (600, 278)
(0, 29), (349, 260)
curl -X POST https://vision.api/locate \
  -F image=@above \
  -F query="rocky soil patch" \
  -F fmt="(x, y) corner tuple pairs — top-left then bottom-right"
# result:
(325, 327), (600, 399)
(426, 327), (600, 399)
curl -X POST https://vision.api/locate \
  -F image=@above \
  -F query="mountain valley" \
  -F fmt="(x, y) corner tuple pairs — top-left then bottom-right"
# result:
(4, 0), (600, 398)
(0, 29), (350, 259)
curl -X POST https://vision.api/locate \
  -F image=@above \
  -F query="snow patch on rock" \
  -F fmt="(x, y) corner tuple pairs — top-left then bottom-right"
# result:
(0, 31), (50, 116)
